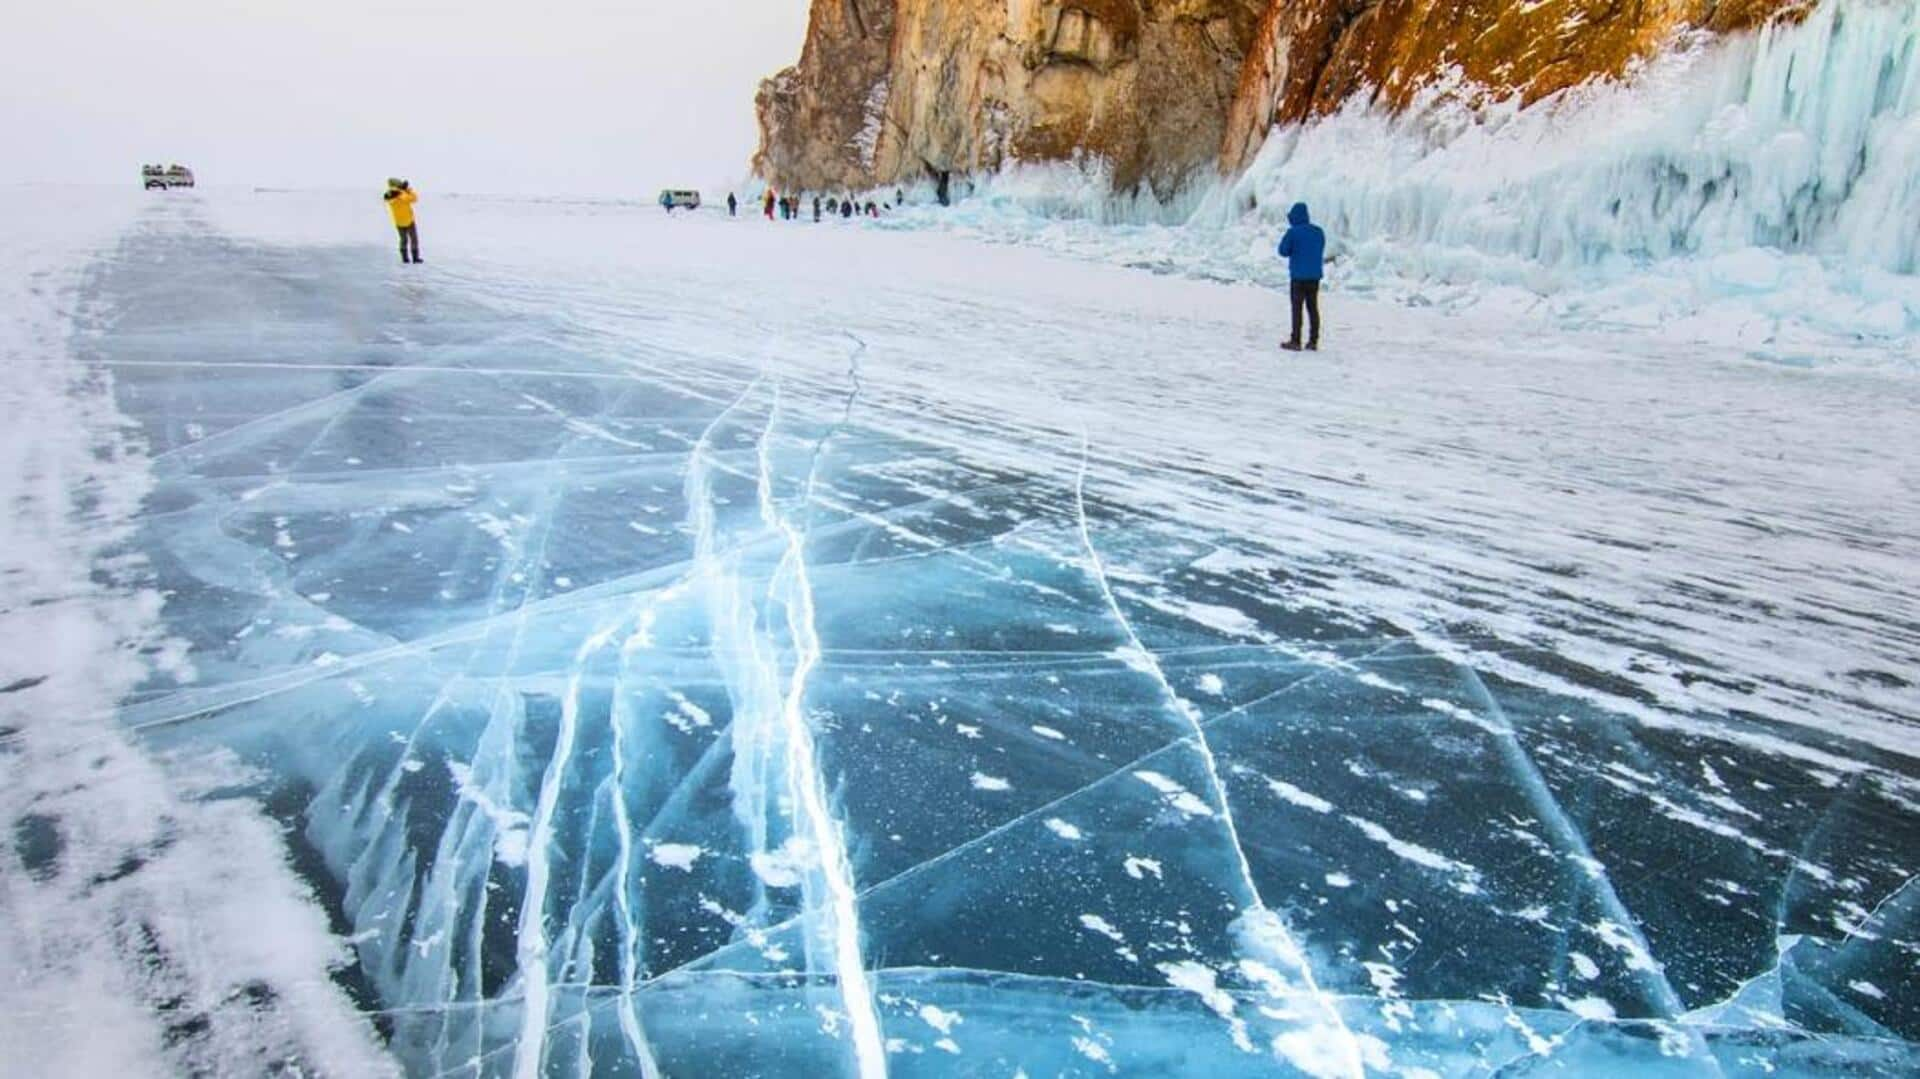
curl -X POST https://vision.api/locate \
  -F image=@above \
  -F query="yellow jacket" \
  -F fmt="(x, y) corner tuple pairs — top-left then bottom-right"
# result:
(386, 187), (418, 227)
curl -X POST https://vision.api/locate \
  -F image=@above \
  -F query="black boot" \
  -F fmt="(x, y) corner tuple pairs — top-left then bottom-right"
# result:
(1281, 339), (1302, 352)
(1306, 339), (1319, 351)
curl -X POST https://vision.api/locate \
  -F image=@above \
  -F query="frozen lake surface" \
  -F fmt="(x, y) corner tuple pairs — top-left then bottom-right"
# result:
(12, 191), (1919, 1075)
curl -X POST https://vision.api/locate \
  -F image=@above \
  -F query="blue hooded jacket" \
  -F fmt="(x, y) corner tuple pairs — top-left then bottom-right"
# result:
(1277, 202), (1326, 281)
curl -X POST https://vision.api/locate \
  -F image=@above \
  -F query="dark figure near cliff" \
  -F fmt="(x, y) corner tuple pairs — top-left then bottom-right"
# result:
(1277, 202), (1326, 352)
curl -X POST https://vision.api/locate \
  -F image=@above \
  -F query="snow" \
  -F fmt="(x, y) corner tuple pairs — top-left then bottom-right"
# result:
(2, 158), (1915, 1074)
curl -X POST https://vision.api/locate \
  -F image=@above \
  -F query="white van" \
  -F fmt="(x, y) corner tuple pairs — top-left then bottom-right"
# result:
(658, 189), (701, 212)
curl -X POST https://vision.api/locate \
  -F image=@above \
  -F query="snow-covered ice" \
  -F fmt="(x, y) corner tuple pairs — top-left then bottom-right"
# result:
(0, 178), (1915, 1077)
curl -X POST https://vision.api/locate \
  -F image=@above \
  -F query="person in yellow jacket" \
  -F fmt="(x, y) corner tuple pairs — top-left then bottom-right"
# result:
(384, 178), (422, 264)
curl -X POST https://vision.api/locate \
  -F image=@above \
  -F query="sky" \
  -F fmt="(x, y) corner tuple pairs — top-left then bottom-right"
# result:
(3, 0), (810, 197)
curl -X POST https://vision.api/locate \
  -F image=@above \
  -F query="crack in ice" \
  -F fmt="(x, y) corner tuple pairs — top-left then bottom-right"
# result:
(684, 369), (887, 1078)
(1070, 426), (1367, 1077)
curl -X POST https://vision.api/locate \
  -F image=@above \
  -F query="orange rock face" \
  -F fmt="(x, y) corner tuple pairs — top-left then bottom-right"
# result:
(754, 0), (1811, 194)
(1220, 0), (1809, 172)
(756, 0), (1268, 197)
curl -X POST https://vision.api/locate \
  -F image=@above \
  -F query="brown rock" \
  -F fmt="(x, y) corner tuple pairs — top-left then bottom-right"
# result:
(757, 0), (1268, 198)
(753, 0), (900, 194)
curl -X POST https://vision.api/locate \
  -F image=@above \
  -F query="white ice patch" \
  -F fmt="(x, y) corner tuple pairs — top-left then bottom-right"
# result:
(1421, 697), (1501, 733)
(1072, 1035), (1114, 1068)
(1345, 813), (1479, 889)
(1133, 770), (1215, 818)
(970, 772), (1011, 792)
(662, 690), (712, 733)
(1558, 995), (1617, 1022)
(1157, 961), (1252, 1053)
(1079, 914), (1126, 943)
(1355, 671), (1409, 695)
(1266, 776), (1334, 814)
(1123, 856), (1164, 880)
(1592, 919), (1661, 974)
(1272, 1028), (1376, 1079)
(1195, 672), (1226, 696)
(918, 1003), (962, 1035)
(649, 843), (704, 871)
(749, 836), (818, 889)
(1044, 818), (1085, 841)
(1570, 952), (1601, 980)
(1031, 724), (1067, 740)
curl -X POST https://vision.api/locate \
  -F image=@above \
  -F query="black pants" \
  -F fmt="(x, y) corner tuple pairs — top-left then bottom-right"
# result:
(1289, 279), (1321, 345)
(397, 224), (421, 263)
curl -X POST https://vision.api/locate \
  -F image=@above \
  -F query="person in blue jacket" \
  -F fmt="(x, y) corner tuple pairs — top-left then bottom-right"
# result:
(1277, 202), (1326, 351)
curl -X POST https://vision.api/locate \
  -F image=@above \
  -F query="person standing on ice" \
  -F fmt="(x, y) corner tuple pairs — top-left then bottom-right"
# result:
(1277, 202), (1325, 351)
(384, 179), (422, 264)
(763, 189), (776, 220)
(727, 192), (737, 217)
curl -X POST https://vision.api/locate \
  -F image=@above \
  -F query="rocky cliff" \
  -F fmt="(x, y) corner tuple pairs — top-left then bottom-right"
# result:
(756, 0), (1809, 195)
(754, 0), (900, 193)
(756, 0), (1267, 197)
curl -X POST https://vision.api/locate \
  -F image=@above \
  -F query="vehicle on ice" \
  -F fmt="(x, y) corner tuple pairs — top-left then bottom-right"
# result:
(658, 189), (700, 212)
(143, 164), (195, 190)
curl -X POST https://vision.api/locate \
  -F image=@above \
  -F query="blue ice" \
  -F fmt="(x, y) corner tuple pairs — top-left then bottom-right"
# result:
(91, 212), (1919, 1077)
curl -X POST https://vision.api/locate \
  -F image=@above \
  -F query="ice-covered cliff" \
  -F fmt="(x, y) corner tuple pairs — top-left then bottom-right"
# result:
(1213, 0), (1920, 329)
(1218, 0), (1805, 173)
(1224, 0), (1917, 261)
(758, 0), (1919, 349)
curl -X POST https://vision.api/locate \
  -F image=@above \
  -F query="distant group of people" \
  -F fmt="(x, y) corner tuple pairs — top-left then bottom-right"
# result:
(725, 189), (905, 222)
(381, 176), (1331, 351)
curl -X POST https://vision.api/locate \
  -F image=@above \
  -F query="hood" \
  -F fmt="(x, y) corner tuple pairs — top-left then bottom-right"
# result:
(1287, 202), (1311, 226)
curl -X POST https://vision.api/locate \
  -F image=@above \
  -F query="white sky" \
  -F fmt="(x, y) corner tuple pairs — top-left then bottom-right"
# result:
(3, 0), (810, 196)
